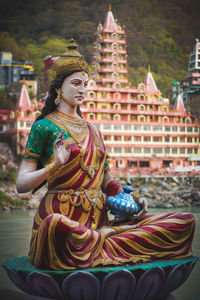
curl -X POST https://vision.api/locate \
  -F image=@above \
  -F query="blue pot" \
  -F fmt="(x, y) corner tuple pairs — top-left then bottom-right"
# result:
(106, 182), (141, 218)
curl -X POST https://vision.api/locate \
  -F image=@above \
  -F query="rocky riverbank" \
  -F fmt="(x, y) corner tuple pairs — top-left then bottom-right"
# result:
(123, 176), (200, 208)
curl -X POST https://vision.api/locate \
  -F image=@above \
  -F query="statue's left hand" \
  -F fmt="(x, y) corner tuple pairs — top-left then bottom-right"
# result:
(135, 197), (148, 220)
(54, 131), (71, 167)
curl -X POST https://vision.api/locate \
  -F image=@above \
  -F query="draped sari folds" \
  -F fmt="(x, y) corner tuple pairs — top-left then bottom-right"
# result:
(26, 116), (195, 270)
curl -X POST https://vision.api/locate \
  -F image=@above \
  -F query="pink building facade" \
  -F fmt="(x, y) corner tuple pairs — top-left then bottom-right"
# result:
(81, 7), (200, 176)
(0, 83), (42, 156)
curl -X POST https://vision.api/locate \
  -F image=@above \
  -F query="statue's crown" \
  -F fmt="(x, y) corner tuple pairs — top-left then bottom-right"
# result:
(53, 39), (88, 78)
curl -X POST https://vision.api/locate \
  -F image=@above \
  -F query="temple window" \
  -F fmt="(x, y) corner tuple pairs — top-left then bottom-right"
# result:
(113, 82), (121, 88)
(134, 136), (141, 142)
(113, 92), (121, 99)
(153, 137), (162, 142)
(194, 127), (199, 132)
(112, 72), (119, 79)
(144, 136), (151, 142)
(138, 104), (145, 111)
(125, 147), (132, 153)
(96, 44), (101, 51)
(153, 148), (163, 154)
(164, 126), (170, 132)
(134, 125), (141, 131)
(163, 116), (169, 123)
(88, 80), (96, 87)
(124, 136), (132, 141)
(134, 148), (142, 153)
(88, 113), (95, 120)
(112, 62), (119, 69)
(180, 126), (185, 132)
(172, 148), (178, 154)
(138, 115), (146, 122)
(113, 103), (121, 110)
(187, 127), (193, 132)
(112, 52), (119, 60)
(111, 43), (119, 50)
(138, 94), (146, 100)
(153, 126), (163, 131)
(88, 102), (95, 109)
(172, 137), (177, 142)
(20, 121), (24, 127)
(114, 124), (121, 130)
(111, 33), (118, 40)
(124, 125), (132, 130)
(187, 148), (193, 154)
(88, 91), (96, 98)
(113, 114), (121, 121)
(144, 148), (151, 153)
(172, 126), (177, 132)
(26, 122), (31, 128)
(185, 117), (192, 123)
(97, 34), (102, 40)
(162, 106), (168, 112)
(180, 137), (185, 143)
(114, 147), (122, 153)
(165, 148), (170, 154)
(180, 148), (185, 154)
(187, 137), (193, 143)
(114, 136), (121, 141)
(143, 125), (151, 131)
(140, 161), (150, 167)
(138, 83), (145, 90)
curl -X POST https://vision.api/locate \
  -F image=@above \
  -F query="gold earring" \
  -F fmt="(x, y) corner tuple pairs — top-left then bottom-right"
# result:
(55, 93), (61, 105)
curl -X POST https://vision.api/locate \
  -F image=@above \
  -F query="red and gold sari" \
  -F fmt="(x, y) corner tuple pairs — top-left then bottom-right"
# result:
(25, 114), (195, 270)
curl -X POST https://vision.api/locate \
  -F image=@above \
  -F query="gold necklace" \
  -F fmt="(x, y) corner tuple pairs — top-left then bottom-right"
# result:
(53, 110), (87, 129)
(61, 121), (101, 178)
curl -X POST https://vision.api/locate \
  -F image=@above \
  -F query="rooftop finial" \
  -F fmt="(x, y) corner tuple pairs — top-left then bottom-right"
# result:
(178, 86), (181, 95)
(109, 3), (111, 11)
(148, 64), (151, 72)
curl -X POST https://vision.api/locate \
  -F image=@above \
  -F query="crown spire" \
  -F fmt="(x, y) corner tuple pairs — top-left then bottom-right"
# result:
(109, 3), (111, 11)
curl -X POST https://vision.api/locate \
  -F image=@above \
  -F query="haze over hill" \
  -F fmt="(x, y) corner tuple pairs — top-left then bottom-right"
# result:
(0, 0), (200, 97)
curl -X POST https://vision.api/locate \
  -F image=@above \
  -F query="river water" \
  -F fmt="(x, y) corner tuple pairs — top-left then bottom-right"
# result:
(0, 207), (199, 300)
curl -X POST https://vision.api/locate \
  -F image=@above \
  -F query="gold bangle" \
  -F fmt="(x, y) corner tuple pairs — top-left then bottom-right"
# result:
(45, 161), (58, 176)
(131, 191), (140, 203)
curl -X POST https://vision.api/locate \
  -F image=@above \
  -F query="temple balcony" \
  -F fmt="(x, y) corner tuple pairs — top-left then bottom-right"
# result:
(93, 58), (127, 64)
(93, 49), (127, 54)
(95, 78), (128, 83)
(96, 38), (126, 44)
(81, 107), (188, 116)
(92, 68), (128, 73)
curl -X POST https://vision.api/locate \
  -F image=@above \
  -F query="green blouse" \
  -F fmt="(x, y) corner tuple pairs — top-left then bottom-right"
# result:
(24, 118), (110, 171)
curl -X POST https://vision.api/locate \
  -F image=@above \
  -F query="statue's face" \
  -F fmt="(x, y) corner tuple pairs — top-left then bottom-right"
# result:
(60, 71), (88, 107)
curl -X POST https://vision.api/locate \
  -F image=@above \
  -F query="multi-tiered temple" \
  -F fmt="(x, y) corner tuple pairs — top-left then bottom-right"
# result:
(81, 6), (200, 175)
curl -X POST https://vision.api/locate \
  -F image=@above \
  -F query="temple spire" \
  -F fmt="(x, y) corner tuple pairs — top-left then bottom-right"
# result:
(104, 4), (118, 31)
(144, 67), (160, 94)
(16, 82), (32, 111)
(174, 91), (186, 114)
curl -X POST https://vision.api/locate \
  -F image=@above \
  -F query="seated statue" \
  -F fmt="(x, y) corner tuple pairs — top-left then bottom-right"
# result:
(16, 39), (195, 270)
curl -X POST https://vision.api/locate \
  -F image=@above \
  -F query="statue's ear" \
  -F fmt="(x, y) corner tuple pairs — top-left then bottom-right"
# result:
(55, 88), (61, 94)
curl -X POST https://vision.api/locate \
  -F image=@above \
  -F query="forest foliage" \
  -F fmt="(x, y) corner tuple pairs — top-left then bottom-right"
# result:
(0, 0), (200, 98)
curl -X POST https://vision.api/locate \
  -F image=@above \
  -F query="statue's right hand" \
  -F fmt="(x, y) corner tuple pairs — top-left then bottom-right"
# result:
(54, 131), (71, 167)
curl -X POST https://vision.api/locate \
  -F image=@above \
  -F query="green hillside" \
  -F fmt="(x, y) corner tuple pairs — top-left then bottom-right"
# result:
(0, 0), (199, 97)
